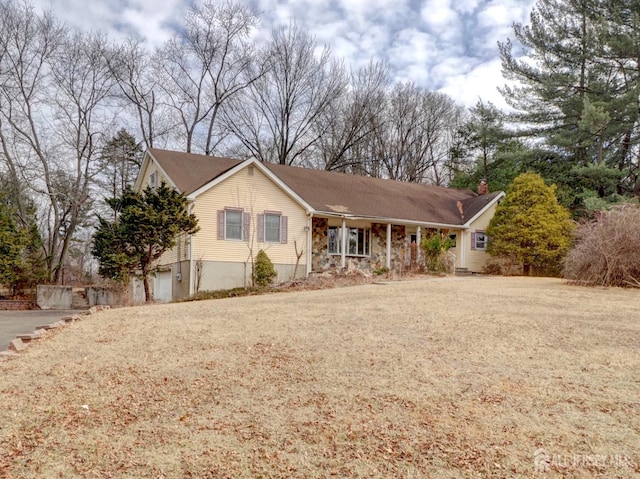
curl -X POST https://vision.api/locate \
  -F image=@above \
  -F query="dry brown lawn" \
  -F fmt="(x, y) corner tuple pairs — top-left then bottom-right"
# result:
(0, 276), (639, 478)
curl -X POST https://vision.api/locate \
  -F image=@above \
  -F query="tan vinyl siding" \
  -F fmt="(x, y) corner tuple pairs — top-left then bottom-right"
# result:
(156, 234), (189, 267)
(465, 202), (498, 272)
(138, 159), (171, 191)
(191, 166), (308, 266)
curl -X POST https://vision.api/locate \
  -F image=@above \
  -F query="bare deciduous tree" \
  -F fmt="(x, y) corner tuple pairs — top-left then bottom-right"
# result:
(105, 38), (170, 149)
(224, 23), (347, 165)
(153, 0), (263, 154)
(314, 60), (390, 173)
(0, 2), (116, 282)
(368, 83), (462, 184)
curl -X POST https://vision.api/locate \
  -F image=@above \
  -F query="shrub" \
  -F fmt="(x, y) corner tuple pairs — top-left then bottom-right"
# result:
(421, 231), (455, 273)
(564, 204), (640, 287)
(254, 249), (277, 287)
(482, 256), (522, 276)
(487, 173), (574, 276)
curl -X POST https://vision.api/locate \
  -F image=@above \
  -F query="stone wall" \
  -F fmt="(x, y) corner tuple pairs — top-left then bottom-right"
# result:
(311, 218), (406, 272)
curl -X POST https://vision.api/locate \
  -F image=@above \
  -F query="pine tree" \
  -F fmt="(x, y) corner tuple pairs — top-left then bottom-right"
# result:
(0, 200), (23, 292)
(499, 0), (640, 174)
(0, 188), (47, 294)
(92, 184), (200, 302)
(96, 129), (143, 202)
(486, 173), (575, 275)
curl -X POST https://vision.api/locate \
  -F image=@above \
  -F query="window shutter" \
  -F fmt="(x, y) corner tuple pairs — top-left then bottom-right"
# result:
(217, 210), (225, 240)
(280, 216), (288, 244)
(243, 212), (251, 241)
(470, 232), (476, 250)
(257, 214), (265, 242)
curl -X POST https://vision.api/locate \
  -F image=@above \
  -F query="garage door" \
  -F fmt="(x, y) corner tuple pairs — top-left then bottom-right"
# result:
(154, 271), (173, 302)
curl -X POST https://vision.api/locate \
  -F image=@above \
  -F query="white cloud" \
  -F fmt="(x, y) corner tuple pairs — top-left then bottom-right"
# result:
(30, 0), (538, 109)
(438, 58), (510, 108)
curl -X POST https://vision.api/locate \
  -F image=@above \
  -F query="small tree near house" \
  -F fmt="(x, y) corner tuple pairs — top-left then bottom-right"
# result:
(92, 184), (199, 302)
(486, 173), (574, 276)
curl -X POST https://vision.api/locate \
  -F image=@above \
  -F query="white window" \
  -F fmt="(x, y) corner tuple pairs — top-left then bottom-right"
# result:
(474, 231), (487, 250)
(328, 226), (371, 256)
(264, 213), (281, 243)
(225, 210), (243, 240)
(257, 212), (288, 244)
(149, 171), (158, 190)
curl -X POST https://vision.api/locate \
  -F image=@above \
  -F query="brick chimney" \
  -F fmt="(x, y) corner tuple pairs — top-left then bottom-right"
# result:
(478, 179), (488, 195)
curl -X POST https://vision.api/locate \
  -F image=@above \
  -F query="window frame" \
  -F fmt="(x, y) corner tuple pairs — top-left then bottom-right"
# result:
(224, 209), (243, 241)
(149, 171), (158, 190)
(264, 212), (281, 243)
(328, 226), (371, 257)
(474, 231), (487, 250)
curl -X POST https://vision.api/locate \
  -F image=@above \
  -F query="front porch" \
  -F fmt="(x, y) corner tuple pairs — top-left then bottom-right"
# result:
(310, 216), (465, 273)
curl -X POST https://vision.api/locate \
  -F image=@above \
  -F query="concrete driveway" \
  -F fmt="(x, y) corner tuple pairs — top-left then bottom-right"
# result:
(0, 310), (81, 351)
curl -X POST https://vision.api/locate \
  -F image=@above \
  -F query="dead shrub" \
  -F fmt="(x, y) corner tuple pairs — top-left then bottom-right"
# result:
(564, 204), (640, 287)
(483, 256), (522, 276)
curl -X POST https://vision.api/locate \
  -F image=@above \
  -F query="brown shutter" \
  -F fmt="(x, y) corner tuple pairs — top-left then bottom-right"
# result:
(281, 216), (288, 244)
(217, 210), (225, 240)
(257, 214), (265, 242)
(243, 212), (250, 241)
(470, 232), (476, 250)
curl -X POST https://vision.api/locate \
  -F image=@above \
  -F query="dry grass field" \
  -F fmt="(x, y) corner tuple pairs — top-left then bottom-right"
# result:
(0, 276), (639, 478)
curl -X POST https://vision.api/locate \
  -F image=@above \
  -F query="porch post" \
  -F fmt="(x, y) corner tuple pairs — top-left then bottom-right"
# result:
(386, 223), (392, 269)
(306, 215), (313, 276)
(416, 226), (422, 264)
(341, 218), (347, 269)
(459, 230), (467, 268)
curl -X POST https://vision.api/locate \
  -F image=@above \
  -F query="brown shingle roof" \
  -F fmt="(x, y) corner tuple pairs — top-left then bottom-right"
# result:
(148, 148), (501, 226)
(265, 163), (477, 225)
(148, 148), (242, 195)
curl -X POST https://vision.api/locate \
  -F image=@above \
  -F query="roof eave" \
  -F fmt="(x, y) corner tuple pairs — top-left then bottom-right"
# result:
(313, 210), (463, 229)
(462, 191), (506, 228)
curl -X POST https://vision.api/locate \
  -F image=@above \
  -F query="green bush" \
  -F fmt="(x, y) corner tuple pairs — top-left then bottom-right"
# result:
(254, 249), (277, 287)
(421, 231), (455, 273)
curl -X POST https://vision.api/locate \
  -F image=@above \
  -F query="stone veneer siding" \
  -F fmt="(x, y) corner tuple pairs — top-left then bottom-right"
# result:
(311, 218), (406, 272)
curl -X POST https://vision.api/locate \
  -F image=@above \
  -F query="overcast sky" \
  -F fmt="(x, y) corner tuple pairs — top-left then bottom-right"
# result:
(32, 0), (537, 109)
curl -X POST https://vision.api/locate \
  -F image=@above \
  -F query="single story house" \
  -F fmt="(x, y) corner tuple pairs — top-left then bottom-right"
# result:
(135, 149), (505, 301)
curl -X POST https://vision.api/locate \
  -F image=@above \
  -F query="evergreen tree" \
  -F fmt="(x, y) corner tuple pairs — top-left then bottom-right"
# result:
(0, 199), (23, 292)
(92, 184), (199, 302)
(499, 0), (640, 200)
(486, 173), (575, 275)
(0, 192), (46, 294)
(96, 129), (143, 202)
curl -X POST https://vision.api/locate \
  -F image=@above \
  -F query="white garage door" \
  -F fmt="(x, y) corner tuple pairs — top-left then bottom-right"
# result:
(154, 271), (173, 302)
